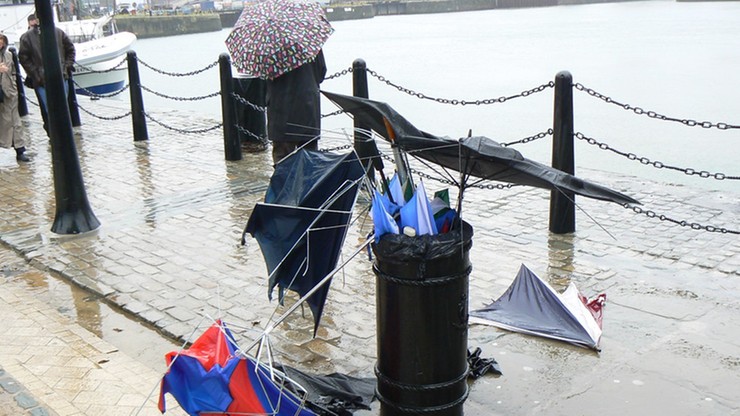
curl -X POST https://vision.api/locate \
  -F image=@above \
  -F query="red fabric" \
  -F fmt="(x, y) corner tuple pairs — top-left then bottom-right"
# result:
(164, 321), (232, 371)
(224, 359), (267, 414)
(585, 293), (607, 328)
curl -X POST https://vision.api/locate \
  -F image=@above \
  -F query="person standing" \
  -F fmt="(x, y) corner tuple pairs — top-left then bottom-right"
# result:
(18, 13), (76, 137)
(266, 49), (327, 164)
(0, 34), (29, 162)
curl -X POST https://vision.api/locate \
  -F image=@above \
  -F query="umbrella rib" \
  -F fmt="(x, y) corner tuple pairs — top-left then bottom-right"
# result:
(248, 236), (374, 351)
(406, 151), (461, 188)
(552, 184), (618, 240)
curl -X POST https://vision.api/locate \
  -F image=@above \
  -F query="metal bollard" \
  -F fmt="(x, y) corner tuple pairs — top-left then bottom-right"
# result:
(353, 58), (386, 188)
(373, 221), (473, 416)
(127, 51), (148, 141)
(8, 47), (29, 117)
(219, 53), (241, 161)
(549, 71), (575, 234)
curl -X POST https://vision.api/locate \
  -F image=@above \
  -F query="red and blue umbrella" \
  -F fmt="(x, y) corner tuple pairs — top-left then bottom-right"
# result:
(225, 0), (333, 80)
(158, 321), (316, 415)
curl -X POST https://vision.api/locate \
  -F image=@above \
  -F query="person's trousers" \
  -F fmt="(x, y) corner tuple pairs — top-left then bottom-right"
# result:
(35, 82), (69, 136)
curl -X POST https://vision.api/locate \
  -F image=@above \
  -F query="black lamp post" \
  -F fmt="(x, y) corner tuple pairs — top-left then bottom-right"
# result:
(36, 0), (100, 234)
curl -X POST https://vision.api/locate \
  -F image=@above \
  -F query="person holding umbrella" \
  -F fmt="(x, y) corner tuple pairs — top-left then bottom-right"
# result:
(266, 49), (326, 163)
(226, 0), (332, 164)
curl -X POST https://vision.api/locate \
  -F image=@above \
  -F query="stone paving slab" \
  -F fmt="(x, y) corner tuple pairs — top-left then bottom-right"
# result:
(0, 246), (186, 416)
(0, 98), (738, 415)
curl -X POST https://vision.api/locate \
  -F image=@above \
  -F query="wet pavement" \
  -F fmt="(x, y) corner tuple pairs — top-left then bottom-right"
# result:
(0, 98), (738, 415)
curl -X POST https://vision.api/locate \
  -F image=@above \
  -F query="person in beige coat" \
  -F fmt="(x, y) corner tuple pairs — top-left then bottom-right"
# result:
(0, 34), (29, 162)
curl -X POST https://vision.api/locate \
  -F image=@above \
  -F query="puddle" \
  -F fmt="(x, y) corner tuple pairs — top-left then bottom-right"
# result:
(2, 249), (178, 372)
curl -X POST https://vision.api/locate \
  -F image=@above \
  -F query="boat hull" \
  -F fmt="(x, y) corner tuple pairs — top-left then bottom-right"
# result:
(72, 32), (137, 96)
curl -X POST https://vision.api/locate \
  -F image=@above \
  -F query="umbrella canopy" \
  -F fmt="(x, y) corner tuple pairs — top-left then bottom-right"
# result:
(322, 91), (639, 205)
(226, 0), (333, 79)
(159, 321), (317, 415)
(470, 264), (606, 350)
(244, 150), (365, 335)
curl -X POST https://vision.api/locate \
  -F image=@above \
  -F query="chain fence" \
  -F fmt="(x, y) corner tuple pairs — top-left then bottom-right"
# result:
(231, 92), (266, 113)
(35, 57), (736, 235)
(574, 131), (739, 181)
(574, 83), (740, 130)
(137, 58), (219, 77)
(143, 111), (222, 134)
(623, 204), (739, 235)
(501, 129), (553, 147)
(74, 56), (128, 74)
(77, 104), (132, 120)
(366, 68), (554, 105)
(73, 81), (130, 99)
(141, 85), (220, 102)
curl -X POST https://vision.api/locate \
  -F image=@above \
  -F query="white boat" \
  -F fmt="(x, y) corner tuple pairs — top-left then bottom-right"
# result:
(58, 17), (137, 95)
(0, 1), (136, 96)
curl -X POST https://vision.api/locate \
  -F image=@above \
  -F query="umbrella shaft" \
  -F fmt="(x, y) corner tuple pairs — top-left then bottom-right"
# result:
(248, 236), (374, 350)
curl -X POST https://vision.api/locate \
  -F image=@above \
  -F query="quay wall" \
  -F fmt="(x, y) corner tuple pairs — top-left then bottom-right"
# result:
(118, 0), (644, 37)
(115, 14), (222, 39)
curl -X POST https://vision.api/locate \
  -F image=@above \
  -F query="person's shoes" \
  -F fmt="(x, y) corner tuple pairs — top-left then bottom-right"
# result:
(16, 153), (30, 162)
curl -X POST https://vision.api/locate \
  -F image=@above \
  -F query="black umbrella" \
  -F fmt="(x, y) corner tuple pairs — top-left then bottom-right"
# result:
(322, 91), (639, 205)
(243, 149), (365, 335)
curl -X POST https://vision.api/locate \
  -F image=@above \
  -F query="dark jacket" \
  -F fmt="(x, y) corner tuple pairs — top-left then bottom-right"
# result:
(18, 27), (75, 89)
(266, 50), (327, 143)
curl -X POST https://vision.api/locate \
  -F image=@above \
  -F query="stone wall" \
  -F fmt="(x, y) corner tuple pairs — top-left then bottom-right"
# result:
(115, 15), (222, 39)
(324, 4), (376, 21)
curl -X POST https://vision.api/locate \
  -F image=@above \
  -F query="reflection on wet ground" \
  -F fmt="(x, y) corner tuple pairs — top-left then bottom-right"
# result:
(1, 248), (178, 373)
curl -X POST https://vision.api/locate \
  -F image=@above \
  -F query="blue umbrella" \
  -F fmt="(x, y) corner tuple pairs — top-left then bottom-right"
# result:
(244, 149), (365, 335)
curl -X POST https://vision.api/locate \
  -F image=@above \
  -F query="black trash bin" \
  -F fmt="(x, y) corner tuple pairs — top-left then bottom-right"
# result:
(233, 74), (267, 151)
(373, 220), (473, 416)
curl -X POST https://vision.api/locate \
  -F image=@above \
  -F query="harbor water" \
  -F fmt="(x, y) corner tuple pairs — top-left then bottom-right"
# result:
(1, 2), (738, 415)
(123, 0), (740, 194)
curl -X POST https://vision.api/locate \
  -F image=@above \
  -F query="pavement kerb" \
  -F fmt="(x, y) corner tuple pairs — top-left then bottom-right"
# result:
(0, 244), (188, 416)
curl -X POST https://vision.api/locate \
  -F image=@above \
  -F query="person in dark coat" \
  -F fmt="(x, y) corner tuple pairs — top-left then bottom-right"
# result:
(266, 49), (327, 164)
(18, 13), (76, 137)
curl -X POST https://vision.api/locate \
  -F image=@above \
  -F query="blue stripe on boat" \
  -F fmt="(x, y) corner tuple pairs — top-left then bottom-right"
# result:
(75, 81), (125, 96)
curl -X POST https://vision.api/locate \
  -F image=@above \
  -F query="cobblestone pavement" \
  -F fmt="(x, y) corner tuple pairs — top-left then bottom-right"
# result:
(0, 98), (738, 415)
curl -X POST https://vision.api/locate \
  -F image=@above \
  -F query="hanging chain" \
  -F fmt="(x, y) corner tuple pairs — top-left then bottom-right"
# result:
(20, 92), (39, 107)
(574, 83), (740, 130)
(575, 132), (738, 180)
(624, 204), (739, 234)
(319, 143), (353, 153)
(501, 129), (553, 147)
(365, 68), (554, 105)
(144, 112), (222, 134)
(324, 66), (353, 81)
(231, 92), (266, 112)
(322, 109), (345, 118)
(73, 81), (129, 98)
(141, 85), (220, 101)
(137, 58), (219, 77)
(74, 56), (127, 73)
(77, 104), (131, 120)
(234, 124), (269, 145)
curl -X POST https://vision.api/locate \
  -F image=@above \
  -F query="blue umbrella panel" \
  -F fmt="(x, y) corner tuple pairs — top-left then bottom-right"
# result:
(244, 150), (365, 335)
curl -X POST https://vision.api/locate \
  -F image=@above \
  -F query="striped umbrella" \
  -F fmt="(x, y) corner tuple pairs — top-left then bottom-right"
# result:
(225, 0), (333, 80)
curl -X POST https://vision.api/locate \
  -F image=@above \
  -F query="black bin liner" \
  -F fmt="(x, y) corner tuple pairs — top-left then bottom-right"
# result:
(372, 220), (473, 416)
(233, 75), (267, 148)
